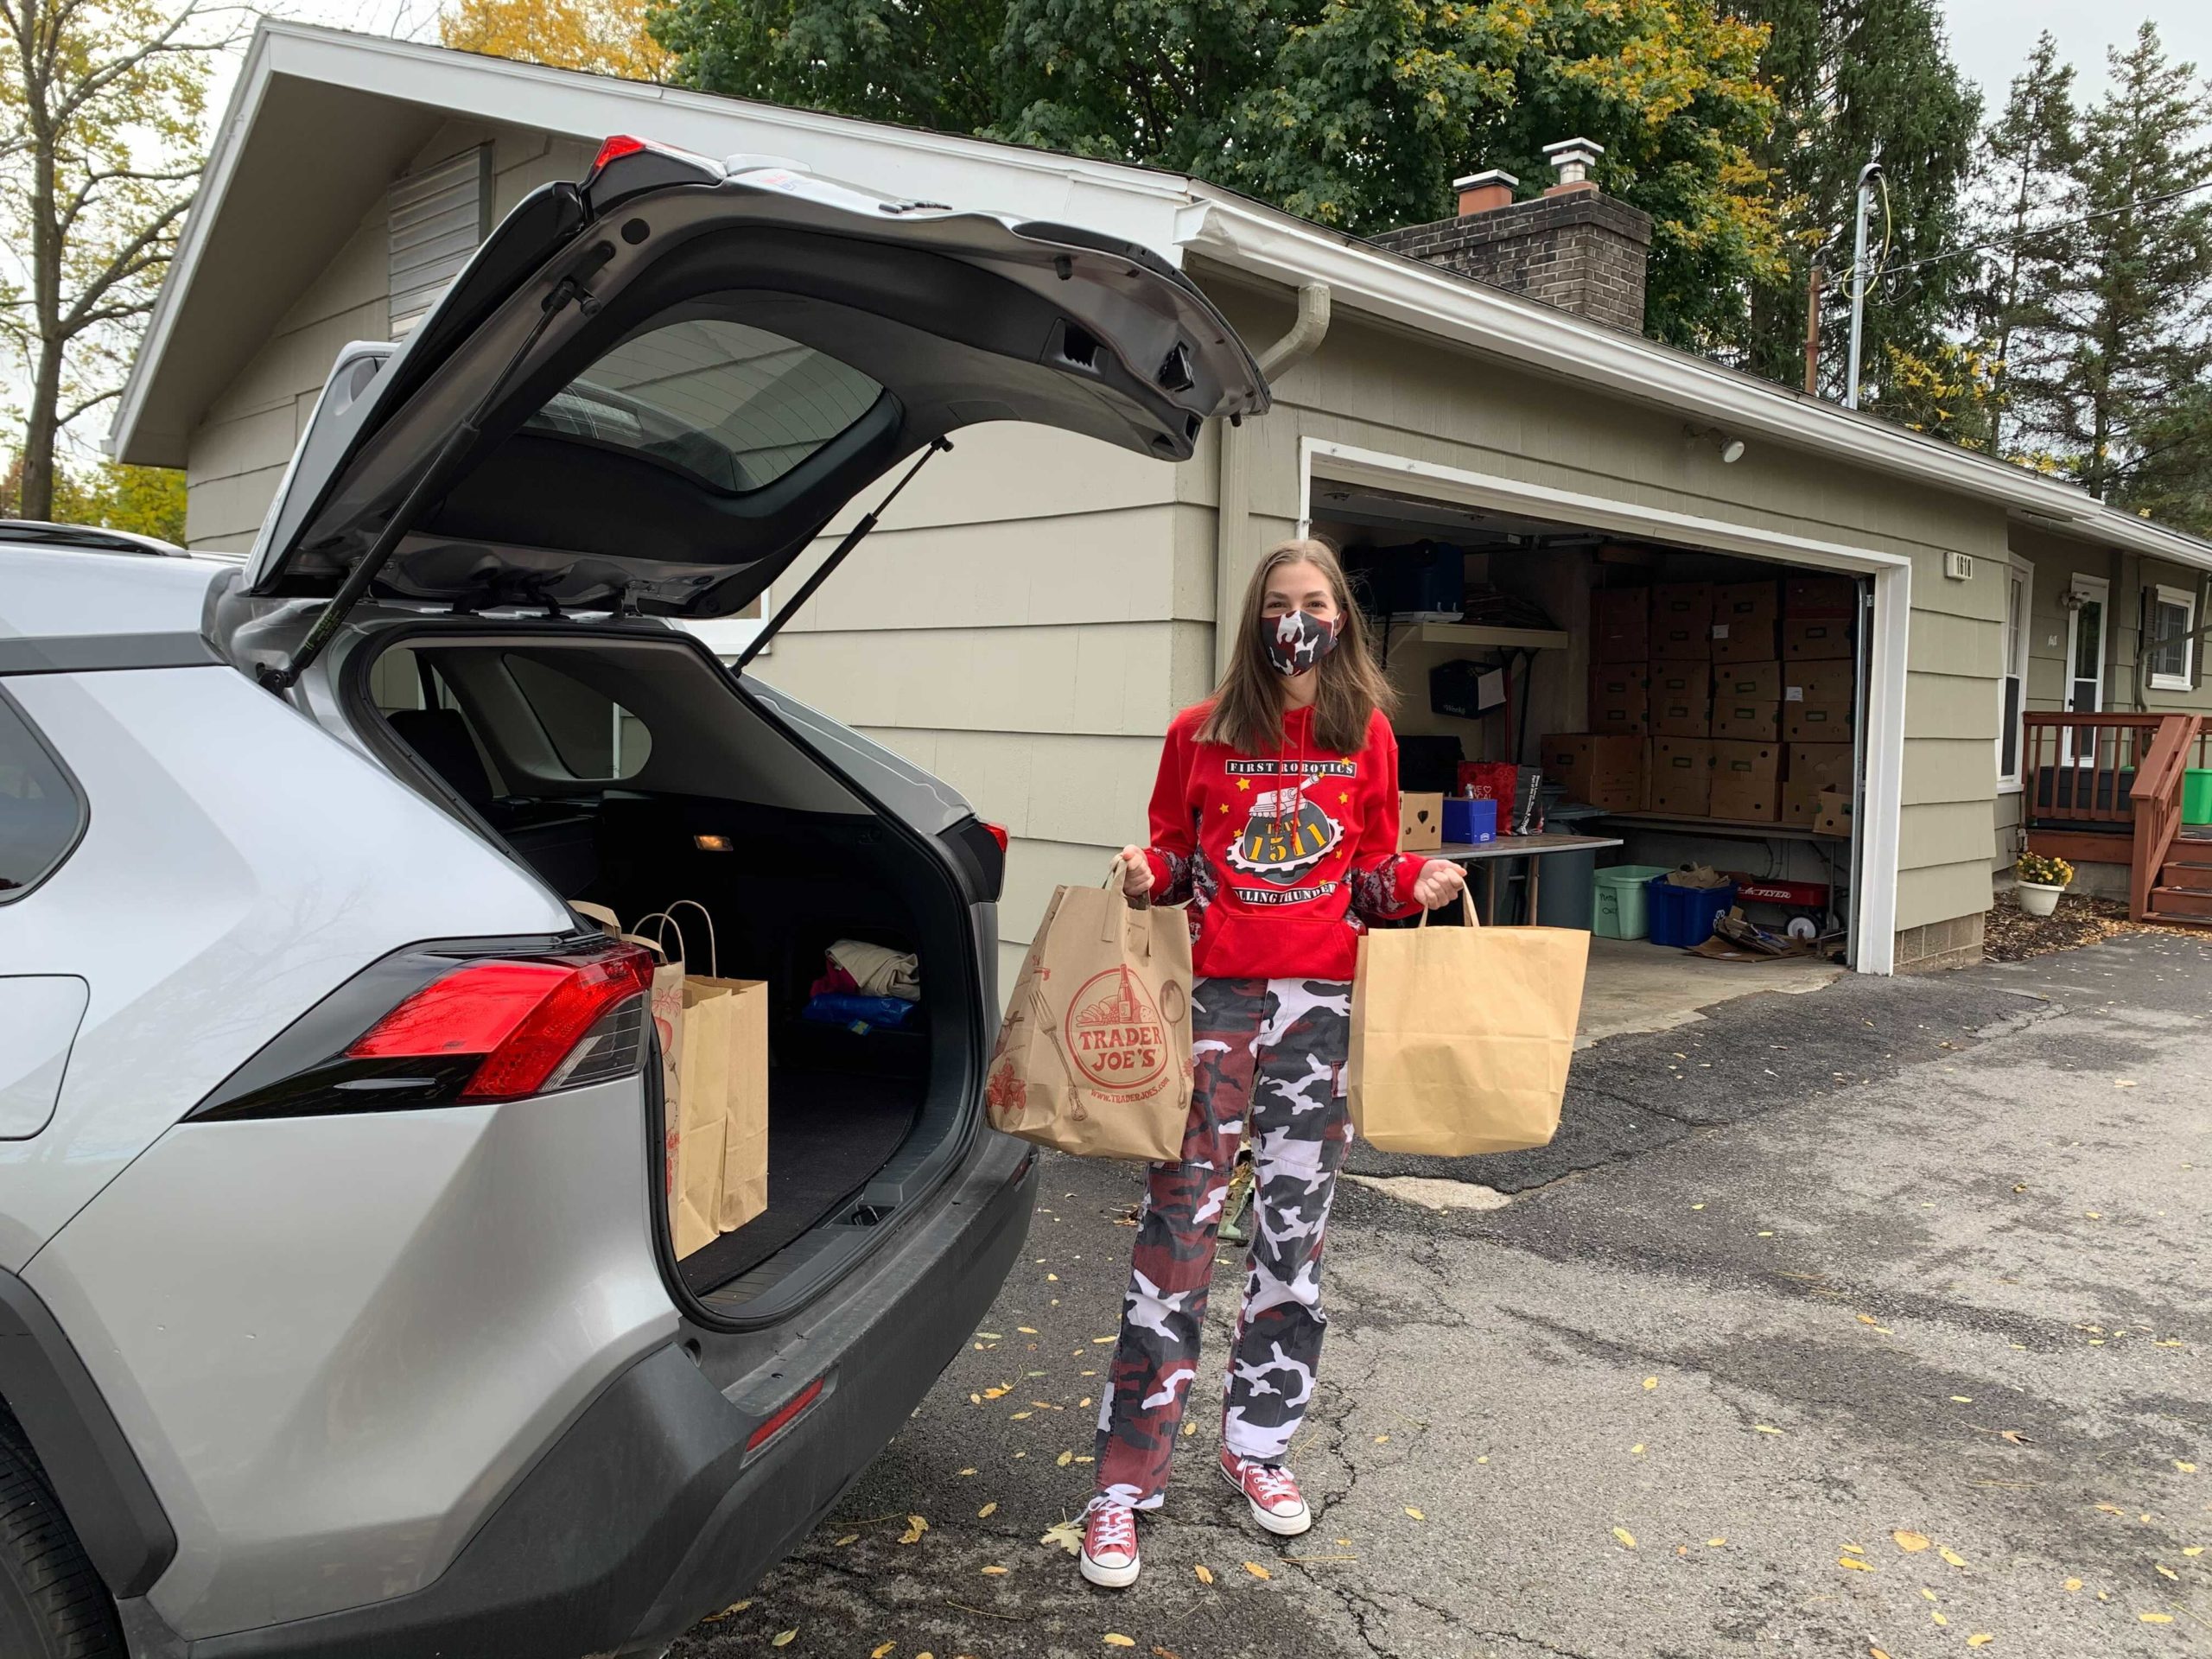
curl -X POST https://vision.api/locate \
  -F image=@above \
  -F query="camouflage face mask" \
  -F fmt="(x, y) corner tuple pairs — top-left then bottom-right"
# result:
(1264, 609), (1342, 677)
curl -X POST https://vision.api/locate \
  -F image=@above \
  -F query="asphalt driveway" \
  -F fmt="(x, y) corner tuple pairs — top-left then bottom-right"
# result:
(673, 931), (2210, 1659)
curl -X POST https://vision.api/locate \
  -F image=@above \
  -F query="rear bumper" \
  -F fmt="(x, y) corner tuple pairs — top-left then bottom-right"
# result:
(129, 1131), (1038, 1659)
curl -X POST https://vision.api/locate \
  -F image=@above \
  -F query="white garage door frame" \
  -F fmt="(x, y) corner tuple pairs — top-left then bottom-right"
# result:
(1296, 436), (1913, 976)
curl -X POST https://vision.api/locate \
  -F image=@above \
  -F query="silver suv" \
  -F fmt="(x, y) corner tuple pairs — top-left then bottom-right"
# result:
(0, 138), (1262, 1659)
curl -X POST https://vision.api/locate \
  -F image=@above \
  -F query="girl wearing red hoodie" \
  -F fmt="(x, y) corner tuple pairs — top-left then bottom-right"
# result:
(1079, 539), (1467, 1588)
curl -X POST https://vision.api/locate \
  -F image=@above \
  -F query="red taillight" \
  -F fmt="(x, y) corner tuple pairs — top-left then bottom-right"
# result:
(347, 945), (654, 1103)
(982, 821), (1009, 854)
(746, 1375), (826, 1453)
(592, 133), (649, 171)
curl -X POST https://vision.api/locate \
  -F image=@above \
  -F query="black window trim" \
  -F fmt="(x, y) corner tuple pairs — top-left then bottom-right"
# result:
(0, 683), (89, 906)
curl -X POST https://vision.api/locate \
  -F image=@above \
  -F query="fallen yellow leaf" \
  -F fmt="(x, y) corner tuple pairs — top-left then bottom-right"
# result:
(958, 1467), (977, 1476)
(1857, 1313), (1881, 1325)
(1950, 1395), (1974, 1404)
(1894, 1530), (1931, 1552)
(981, 1565), (1008, 1575)
(1933, 1611), (1948, 1625)
(1870, 1648), (1892, 1659)
(1643, 1376), (1658, 1389)
(1040, 1518), (1083, 1556)
(772, 1633), (797, 1649)
(1194, 1564), (1214, 1584)
(1058, 1452), (1074, 1467)
(2185, 1548), (2204, 1558)
(1967, 1633), (1992, 1647)
(978, 1502), (998, 1518)
(701, 1599), (753, 1622)
(1104, 1637), (1137, 1649)
(2157, 1564), (2179, 1580)
(1754, 1425), (1783, 1435)
(1092, 1336), (1116, 1344)
(1839, 1557), (1875, 1572)
(1018, 1326), (1039, 1334)
(1243, 1561), (1271, 1580)
(982, 1386), (1010, 1400)
(834, 1534), (859, 1547)
(1630, 1444), (1646, 1456)
(1939, 1548), (1969, 1568)
(1707, 1537), (1727, 1548)
(1406, 1508), (1427, 1521)
(873, 1644), (895, 1659)
(1612, 1527), (1637, 1549)
(2141, 1612), (2174, 1623)
(1181, 1422), (1197, 1438)
(2099, 1503), (2127, 1516)
(1374, 1433), (1389, 1444)
(2177, 1461), (2197, 1473)
(2063, 1578), (2082, 1591)
(1010, 1412), (1033, 1421)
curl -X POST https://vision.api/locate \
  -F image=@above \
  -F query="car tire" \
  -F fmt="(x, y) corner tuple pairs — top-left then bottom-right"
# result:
(0, 1413), (125, 1659)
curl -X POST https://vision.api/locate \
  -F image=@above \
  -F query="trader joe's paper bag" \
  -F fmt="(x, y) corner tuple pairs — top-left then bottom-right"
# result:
(984, 860), (1192, 1163)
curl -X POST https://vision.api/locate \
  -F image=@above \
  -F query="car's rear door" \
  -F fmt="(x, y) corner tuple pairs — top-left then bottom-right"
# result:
(242, 142), (1268, 622)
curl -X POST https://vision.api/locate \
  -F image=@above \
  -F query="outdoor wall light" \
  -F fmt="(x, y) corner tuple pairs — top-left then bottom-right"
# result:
(1685, 424), (1747, 464)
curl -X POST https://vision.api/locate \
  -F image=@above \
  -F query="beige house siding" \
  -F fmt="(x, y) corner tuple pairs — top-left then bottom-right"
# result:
(746, 427), (1211, 990)
(181, 119), (594, 555)
(1198, 278), (2007, 940)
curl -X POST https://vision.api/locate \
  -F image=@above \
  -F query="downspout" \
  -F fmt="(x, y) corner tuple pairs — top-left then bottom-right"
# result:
(1214, 283), (1332, 677)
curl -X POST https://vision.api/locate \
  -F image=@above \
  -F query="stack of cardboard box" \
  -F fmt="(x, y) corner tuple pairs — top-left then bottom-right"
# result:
(1546, 574), (1859, 831)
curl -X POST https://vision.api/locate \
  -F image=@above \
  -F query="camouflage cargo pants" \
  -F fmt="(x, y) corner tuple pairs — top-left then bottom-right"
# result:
(1093, 976), (1352, 1510)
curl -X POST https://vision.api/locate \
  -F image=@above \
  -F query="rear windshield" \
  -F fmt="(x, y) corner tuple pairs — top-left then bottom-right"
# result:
(528, 318), (881, 493)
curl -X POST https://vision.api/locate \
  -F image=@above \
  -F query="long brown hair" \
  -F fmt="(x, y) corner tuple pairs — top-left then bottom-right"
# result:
(1199, 538), (1396, 757)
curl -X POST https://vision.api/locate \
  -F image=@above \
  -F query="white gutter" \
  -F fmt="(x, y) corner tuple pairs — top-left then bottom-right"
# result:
(1179, 193), (2212, 575)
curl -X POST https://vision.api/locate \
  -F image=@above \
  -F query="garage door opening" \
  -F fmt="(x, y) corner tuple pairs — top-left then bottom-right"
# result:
(1303, 475), (1877, 986)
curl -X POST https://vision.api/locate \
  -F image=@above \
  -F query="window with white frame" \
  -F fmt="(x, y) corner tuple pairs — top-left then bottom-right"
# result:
(1997, 558), (2031, 789)
(2147, 583), (2196, 692)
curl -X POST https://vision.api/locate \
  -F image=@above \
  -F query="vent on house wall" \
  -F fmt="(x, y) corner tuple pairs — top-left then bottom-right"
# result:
(388, 145), (492, 338)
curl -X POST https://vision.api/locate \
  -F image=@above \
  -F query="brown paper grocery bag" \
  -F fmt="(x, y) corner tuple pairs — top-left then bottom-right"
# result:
(984, 857), (1192, 1163)
(574, 901), (701, 1246)
(1349, 894), (1589, 1156)
(636, 904), (771, 1243)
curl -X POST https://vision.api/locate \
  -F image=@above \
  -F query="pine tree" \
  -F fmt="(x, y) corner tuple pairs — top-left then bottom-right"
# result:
(1965, 34), (2081, 458)
(2008, 23), (2212, 506)
(1730, 0), (1980, 407)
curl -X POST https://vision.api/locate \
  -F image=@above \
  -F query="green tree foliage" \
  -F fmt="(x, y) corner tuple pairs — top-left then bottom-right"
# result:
(2001, 24), (2212, 512)
(1963, 34), (2080, 458)
(0, 452), (184, 541)
(0, 0), (234, 520)
(650, 0), (1784, 352)
(1730, 0), (1980, 408)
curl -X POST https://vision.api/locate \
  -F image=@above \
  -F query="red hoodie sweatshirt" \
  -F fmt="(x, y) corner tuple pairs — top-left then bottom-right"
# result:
(1141, 701), (1427, 982)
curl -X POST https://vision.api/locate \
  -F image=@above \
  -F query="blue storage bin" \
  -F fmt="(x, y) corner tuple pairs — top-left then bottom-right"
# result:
(1443, 798), (1497, 843)
(1644, 875), (1737, 948)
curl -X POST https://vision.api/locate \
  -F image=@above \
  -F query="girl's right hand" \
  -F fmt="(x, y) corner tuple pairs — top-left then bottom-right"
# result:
(1116, 846), (1155, 899)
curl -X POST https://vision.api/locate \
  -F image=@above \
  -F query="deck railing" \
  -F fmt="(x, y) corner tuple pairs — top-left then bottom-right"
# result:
(2129, 713), (2208, 921)
(2021, 713), (2163, 827)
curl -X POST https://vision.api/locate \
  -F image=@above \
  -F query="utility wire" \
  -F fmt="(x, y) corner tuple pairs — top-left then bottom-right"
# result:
(1876, 175), (2212, 283)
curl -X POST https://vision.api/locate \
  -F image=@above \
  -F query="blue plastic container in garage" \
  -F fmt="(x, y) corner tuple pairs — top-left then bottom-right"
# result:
(1644, 874), (1738, 948)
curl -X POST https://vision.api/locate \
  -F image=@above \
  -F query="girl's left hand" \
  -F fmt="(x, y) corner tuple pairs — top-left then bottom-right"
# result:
(1413, 858), (1467, 910)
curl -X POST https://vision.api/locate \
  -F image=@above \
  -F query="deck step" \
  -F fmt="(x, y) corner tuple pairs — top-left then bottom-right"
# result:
(2147, 886), (2212, 918)
(2161, 861), (2212, 891)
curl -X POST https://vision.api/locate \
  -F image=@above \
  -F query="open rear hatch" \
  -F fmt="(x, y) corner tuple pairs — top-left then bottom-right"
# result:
(243, 137), (1267, 623)
(248, 141), (1266, 1316)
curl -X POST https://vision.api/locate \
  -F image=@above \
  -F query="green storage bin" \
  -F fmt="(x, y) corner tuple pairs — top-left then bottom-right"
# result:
(1592, 864), (1671, 939)
(2186, 768), (2212, 826)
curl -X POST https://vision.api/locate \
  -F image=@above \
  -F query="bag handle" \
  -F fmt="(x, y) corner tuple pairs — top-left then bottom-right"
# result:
(574, 900), (680, 964)
(1100, 854), (1154, 957)
(1415, 889), (1481, 930)
(660, 899), (719, 977)
(631, 909), (691, 967)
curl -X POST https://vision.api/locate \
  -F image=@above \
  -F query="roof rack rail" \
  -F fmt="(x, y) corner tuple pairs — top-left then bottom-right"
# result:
(0, 519), (188, 558)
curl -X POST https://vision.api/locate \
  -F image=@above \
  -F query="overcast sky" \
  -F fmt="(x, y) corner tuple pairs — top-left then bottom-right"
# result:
(1942, 0), (2211, 107)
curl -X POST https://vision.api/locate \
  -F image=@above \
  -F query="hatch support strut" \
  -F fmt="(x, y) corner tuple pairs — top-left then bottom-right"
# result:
(736, 436), (953, 671)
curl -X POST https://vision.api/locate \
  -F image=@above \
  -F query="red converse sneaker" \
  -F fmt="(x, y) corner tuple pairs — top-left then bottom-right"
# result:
(1218, 1449), (1313, 1536)
(1079, 1500), (1141, 1588)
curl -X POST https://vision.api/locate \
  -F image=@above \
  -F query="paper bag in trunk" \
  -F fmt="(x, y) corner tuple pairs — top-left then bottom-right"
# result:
(985, 862), (1192, 1163)
(1349, 895), (1589, 1156)
(634, 904), (770, 1245)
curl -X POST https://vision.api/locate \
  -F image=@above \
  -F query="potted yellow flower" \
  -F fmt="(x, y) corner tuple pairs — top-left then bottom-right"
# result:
(2013, 850), (2074, 918)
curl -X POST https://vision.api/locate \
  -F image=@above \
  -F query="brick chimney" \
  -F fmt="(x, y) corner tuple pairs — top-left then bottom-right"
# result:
(1371, 137), (1654, 334)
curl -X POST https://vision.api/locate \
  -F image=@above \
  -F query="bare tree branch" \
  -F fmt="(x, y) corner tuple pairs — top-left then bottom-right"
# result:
(59, 195), (194, 333)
